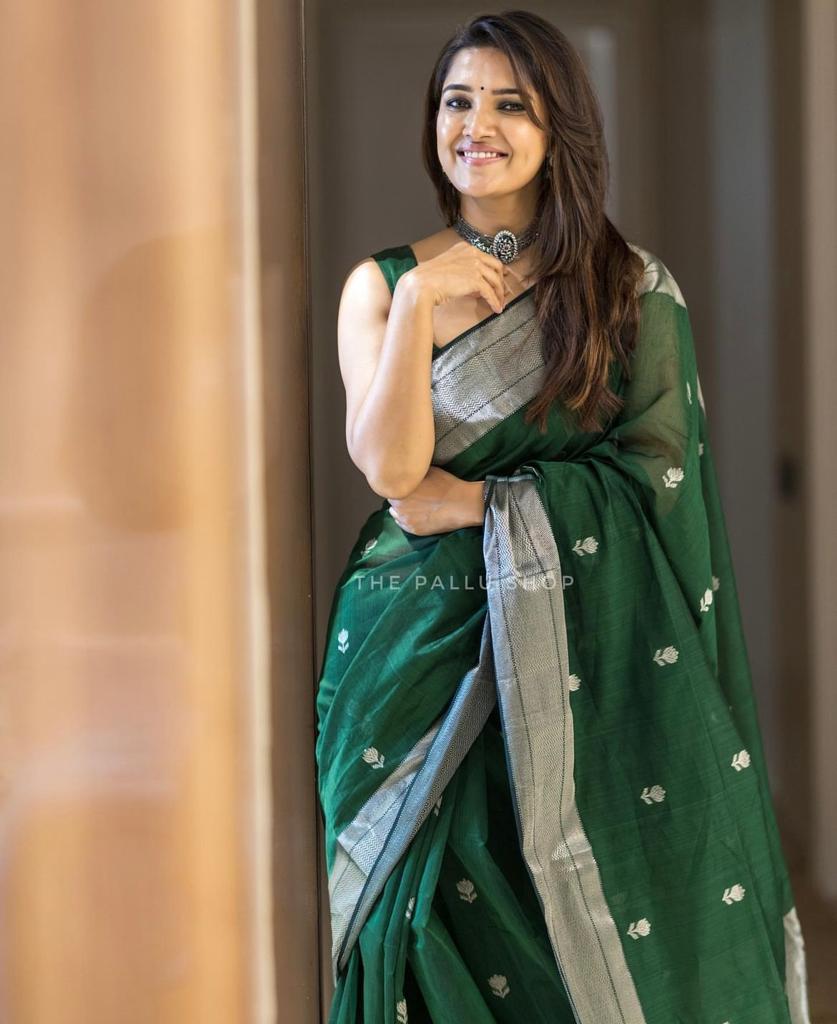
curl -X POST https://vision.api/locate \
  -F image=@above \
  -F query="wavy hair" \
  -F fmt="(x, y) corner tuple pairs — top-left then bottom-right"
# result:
(421, 10), (645, 434)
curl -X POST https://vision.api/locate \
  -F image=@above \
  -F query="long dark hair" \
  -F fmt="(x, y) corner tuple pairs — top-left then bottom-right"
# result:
(421, 10), (645, 434)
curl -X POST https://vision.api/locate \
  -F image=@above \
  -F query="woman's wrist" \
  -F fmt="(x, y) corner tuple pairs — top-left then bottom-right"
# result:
(395, 265), (440, 311)
(395, 264), (446, 311)
(465, 479), (487, 527)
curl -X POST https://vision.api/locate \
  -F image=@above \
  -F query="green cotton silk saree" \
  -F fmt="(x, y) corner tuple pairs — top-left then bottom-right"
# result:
(315, 243), (811, 1024)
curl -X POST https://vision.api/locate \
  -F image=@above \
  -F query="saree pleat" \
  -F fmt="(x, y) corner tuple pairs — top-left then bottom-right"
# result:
(329, 707), (578, 1023)
(315, 243), (811, 1023)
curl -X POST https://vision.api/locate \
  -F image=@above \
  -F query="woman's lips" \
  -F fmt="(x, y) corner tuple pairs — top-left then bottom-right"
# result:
(457, 151), (508, 165)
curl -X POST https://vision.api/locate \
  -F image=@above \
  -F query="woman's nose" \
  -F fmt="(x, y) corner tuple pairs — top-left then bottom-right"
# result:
(464, 103), (496, 136)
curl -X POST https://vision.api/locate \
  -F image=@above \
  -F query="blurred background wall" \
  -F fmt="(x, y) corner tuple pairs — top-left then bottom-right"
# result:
(0, 0), (318, 1021)
(307, 0), (836, 1018)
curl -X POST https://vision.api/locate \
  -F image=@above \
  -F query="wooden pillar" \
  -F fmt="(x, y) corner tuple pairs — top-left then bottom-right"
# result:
(0, 0), (317, 1019)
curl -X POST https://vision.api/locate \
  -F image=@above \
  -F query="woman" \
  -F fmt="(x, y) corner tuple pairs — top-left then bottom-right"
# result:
(315, 11), (810, 1023)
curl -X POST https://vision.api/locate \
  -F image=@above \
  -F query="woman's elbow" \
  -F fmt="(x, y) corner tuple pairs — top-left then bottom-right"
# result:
(348, 438), (430, 499)
(364, 466), (425, 500)
(358, 451), (428, 498)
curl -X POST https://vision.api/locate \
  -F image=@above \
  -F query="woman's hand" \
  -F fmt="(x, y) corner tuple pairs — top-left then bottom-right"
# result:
(401, 240), (508, 315)
(387, 467), (485, 535)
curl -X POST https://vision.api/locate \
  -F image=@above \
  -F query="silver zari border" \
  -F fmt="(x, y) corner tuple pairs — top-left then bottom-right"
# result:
(329, 613), (497, 983)
(784, 905), (812, 1024)
(430, 296), (545, 465)
(484, 473), (647, 1024)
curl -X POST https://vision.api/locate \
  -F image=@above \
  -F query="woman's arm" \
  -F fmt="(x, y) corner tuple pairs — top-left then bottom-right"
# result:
(338, 244), (506, 499)
(387, 467), (486, 534)
(338, 259), (438, 499)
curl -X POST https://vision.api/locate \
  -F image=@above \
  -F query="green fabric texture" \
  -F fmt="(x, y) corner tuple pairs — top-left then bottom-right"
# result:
(315, 243), (809, 1023)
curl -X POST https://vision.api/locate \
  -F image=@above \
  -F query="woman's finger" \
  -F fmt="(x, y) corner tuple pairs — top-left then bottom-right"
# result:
(478, 252), (506, 303)
(478, 276), (503, 314)
(477, 268), (501, 311)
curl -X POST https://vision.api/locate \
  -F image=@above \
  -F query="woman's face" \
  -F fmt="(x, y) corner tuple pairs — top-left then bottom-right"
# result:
(437, 47), (549, 203)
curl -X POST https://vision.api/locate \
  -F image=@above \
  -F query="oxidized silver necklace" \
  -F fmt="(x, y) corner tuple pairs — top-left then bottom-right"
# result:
(453, 213), (539, 265)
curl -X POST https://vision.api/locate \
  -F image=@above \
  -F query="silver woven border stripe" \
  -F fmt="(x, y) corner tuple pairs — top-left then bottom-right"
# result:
(328, 613), (497, 983)
(431, 298), (545, 465)
(628, 243), (687, 308)
(327, 722), (439, 981)
(484, 474), (646, 1024)
(783, 905), (812, 1023)
(430, 243), (683, 468)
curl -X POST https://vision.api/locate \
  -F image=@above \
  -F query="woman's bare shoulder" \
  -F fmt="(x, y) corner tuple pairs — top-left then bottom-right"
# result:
(339, 256), (391, 320)
(340, 227), (456, 305)
(407, 227), (459, 264)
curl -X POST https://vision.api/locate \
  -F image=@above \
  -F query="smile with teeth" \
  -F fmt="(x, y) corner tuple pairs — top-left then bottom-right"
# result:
(458, 149), (507, 163)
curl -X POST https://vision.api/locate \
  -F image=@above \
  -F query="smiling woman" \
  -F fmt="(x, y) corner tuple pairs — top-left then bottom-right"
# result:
(316, 10), (811, 1024)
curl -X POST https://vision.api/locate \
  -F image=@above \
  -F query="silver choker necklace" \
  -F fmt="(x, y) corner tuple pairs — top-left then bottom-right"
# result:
(453, 214), (539, 264)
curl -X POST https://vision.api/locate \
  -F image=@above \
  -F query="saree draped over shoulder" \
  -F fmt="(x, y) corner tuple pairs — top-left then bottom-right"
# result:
(315, 243), (811, 1024)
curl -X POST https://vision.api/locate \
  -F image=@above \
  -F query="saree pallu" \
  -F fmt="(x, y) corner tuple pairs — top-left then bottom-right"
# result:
(315, 243), (811, 1024)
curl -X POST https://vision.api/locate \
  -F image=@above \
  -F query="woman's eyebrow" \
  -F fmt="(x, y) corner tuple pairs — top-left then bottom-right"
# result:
(442, 83), (530, 97)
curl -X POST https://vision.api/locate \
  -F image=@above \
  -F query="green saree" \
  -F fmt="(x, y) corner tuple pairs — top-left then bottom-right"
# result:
(315, 242), (811, 1023)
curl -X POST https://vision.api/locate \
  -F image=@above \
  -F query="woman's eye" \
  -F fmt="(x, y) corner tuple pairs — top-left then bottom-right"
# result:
(445, 98), (525, 112)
